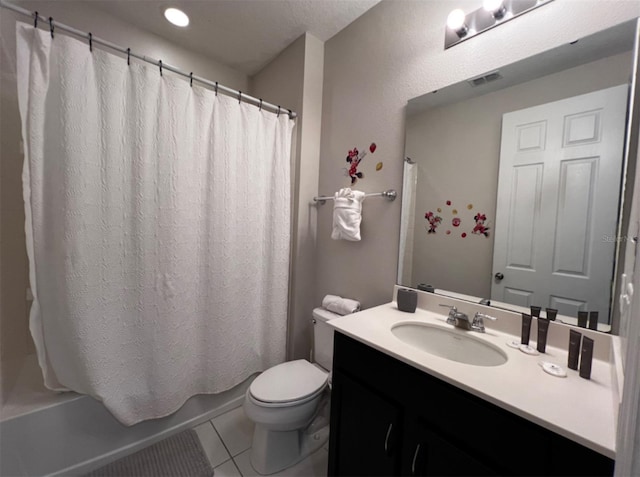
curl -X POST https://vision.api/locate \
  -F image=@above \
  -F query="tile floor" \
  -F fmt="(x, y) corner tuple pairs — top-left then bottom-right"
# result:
(193, 405), (329, 477)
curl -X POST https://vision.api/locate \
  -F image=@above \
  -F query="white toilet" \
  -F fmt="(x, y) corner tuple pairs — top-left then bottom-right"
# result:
(243, 307), (338, 475)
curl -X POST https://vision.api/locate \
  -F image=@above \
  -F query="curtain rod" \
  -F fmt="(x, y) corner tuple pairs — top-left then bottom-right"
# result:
(0, 0), (297, 119)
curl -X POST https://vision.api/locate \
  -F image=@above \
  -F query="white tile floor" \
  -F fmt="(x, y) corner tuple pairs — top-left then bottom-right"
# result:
(193, 405), (329, 477)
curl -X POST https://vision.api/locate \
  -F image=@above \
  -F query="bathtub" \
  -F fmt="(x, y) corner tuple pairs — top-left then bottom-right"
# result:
(0, 356), (251, 476)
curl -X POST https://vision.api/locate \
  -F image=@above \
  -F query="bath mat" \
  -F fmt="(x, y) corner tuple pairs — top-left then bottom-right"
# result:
(86, 428), (213, 477)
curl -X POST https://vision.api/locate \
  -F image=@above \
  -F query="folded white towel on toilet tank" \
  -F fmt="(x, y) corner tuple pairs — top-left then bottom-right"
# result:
(322, 294), (361, 315)
(331, 188), (366, 241)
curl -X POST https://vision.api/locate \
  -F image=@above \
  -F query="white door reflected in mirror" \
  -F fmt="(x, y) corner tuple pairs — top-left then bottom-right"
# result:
(492, 85), (628, 320)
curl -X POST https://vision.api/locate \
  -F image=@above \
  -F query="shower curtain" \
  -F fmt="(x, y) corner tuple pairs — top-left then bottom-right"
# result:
(398, 160), (417, 286)
(16, 23), (295, 425)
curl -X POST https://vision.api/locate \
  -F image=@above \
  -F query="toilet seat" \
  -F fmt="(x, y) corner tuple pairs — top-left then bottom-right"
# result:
(250, 359), (328, 406)
(247, 385), (326, 409)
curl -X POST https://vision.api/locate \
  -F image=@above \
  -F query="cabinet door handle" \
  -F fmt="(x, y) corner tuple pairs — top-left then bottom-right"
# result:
(384, 423), (393, 455)
(411, 443), (421, 475)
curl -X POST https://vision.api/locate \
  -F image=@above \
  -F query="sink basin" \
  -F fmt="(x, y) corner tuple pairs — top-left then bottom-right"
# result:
(391, 322), (508, 367)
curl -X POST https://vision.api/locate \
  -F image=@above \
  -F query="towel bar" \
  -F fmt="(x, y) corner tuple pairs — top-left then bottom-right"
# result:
(313, 189), (397, 205)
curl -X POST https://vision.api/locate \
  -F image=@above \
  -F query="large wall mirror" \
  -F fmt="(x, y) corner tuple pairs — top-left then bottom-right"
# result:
(399, 19), (639, 333)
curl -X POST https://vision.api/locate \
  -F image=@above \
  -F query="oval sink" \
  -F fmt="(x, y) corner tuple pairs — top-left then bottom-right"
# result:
(391, 322), (508, 367)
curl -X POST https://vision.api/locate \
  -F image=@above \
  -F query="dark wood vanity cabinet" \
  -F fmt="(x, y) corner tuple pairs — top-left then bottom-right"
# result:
(328, 332), (614, 477)
(329, 370), (403, 475)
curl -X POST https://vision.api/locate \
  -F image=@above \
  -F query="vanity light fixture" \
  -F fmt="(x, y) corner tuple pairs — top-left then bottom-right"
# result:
(483, 0), (507, 20)
(445, 0), (554, 49)
(164, 7), (189, 27)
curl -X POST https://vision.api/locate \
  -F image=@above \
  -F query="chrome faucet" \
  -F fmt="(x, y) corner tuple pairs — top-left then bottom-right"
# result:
(439, 304), (472, 330)
(471, 312), (497, 333)
(439, 305), (497, 332)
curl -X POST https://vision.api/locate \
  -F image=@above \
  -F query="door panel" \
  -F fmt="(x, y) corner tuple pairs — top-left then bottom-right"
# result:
(516, 120), (547, 151)
(549, 295), (587, 316)
(507, 164), (543, 270)
(503, 287), (534, 307)
(329, 369), (402, 476)
(403, 420), (498, 476)
(553, 157), (597, 275)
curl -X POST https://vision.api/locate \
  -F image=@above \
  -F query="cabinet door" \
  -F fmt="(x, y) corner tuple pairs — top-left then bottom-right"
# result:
(403, 420), (498, 476)
(549, 433), (614, 476)
(328, 369), (403, 476)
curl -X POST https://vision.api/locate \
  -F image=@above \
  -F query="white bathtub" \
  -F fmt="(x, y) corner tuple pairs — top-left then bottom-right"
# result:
(0, 359), (251, 476)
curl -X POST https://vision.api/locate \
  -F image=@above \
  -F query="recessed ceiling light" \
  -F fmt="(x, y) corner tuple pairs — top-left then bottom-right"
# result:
(164, 7), (189, 27)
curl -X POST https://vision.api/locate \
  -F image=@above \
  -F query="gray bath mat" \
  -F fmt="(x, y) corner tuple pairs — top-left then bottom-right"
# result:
(86, 429), (213, 477)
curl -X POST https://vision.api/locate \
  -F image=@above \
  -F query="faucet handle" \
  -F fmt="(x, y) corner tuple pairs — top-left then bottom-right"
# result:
(472, 312), (497, 332)
(474, 312), (496, 321)
(439, 304), (457, 325)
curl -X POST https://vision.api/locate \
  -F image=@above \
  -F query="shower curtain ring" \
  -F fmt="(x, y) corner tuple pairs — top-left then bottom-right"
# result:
(190, 72), (193, 87)
(127, 48), (131, 66)
(288, 109), (292, 119)
(238, 91), (242, 104)
(88, 33), (93, 52)
(215, 82), (218, 96)
(259, 99), (263, 111)
(33, 11), (38, 28)
(49, 17), (54, 38)
(159, 60), (163, 77)
(277, 106), (281, 117)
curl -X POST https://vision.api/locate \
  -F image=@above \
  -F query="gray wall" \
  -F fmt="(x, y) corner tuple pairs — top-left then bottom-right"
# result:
(250, 33), (325, 361)
(316, 0), (640, 309)
(405, 51), (632, 299)
(0, 1), (249, 403)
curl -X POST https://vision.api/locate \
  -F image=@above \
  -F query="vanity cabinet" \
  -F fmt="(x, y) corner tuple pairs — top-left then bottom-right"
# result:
(400, 417), (498, 476)
(328, 332), (614, 476)
(330, 370), (403, 475)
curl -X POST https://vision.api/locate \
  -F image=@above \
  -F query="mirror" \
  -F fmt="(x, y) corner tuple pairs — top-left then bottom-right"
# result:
(399, 19), (639, 333)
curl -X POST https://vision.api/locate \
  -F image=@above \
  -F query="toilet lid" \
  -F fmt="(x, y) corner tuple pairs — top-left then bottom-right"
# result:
(250, 360), (328, 403)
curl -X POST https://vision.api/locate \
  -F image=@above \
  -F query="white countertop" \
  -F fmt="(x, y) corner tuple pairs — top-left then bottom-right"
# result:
(328, 301), (617, 458)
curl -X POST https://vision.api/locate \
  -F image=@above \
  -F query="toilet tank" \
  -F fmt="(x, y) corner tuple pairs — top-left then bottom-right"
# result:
(312, 307), (341, 371)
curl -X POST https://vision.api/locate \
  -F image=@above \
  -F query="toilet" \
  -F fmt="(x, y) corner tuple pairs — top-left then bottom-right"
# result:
(243, 307), (339, 475)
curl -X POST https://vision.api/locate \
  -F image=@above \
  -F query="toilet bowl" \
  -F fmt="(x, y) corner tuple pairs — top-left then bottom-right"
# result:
(244, 360), (328, 431)
(243, 308), (340, 475)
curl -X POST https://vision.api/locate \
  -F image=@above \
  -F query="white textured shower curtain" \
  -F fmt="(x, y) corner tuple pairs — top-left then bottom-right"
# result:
(16, 24), (294, 425)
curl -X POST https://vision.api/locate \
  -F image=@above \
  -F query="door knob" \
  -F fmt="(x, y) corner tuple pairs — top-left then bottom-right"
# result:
(494, 272), (504, 281)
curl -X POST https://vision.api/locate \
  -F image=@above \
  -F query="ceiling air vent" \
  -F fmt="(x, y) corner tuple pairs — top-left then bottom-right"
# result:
(468, 71), (503, 87)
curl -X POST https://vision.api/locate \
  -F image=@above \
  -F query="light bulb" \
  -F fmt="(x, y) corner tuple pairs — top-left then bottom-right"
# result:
(483, 0), (503, 12)
(446, 9), (467, 30)
(483, 0), (507, 19)
(447, 9), (469, 37)
(164, 8), (189, 27)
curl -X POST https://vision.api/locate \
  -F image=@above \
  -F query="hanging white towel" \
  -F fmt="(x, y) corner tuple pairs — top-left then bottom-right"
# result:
(322, 294), (361, 315)
(331, 188), (366, 241)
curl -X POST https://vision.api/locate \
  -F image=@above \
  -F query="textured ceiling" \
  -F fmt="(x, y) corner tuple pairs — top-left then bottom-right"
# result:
(88, 0), (380, 75)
